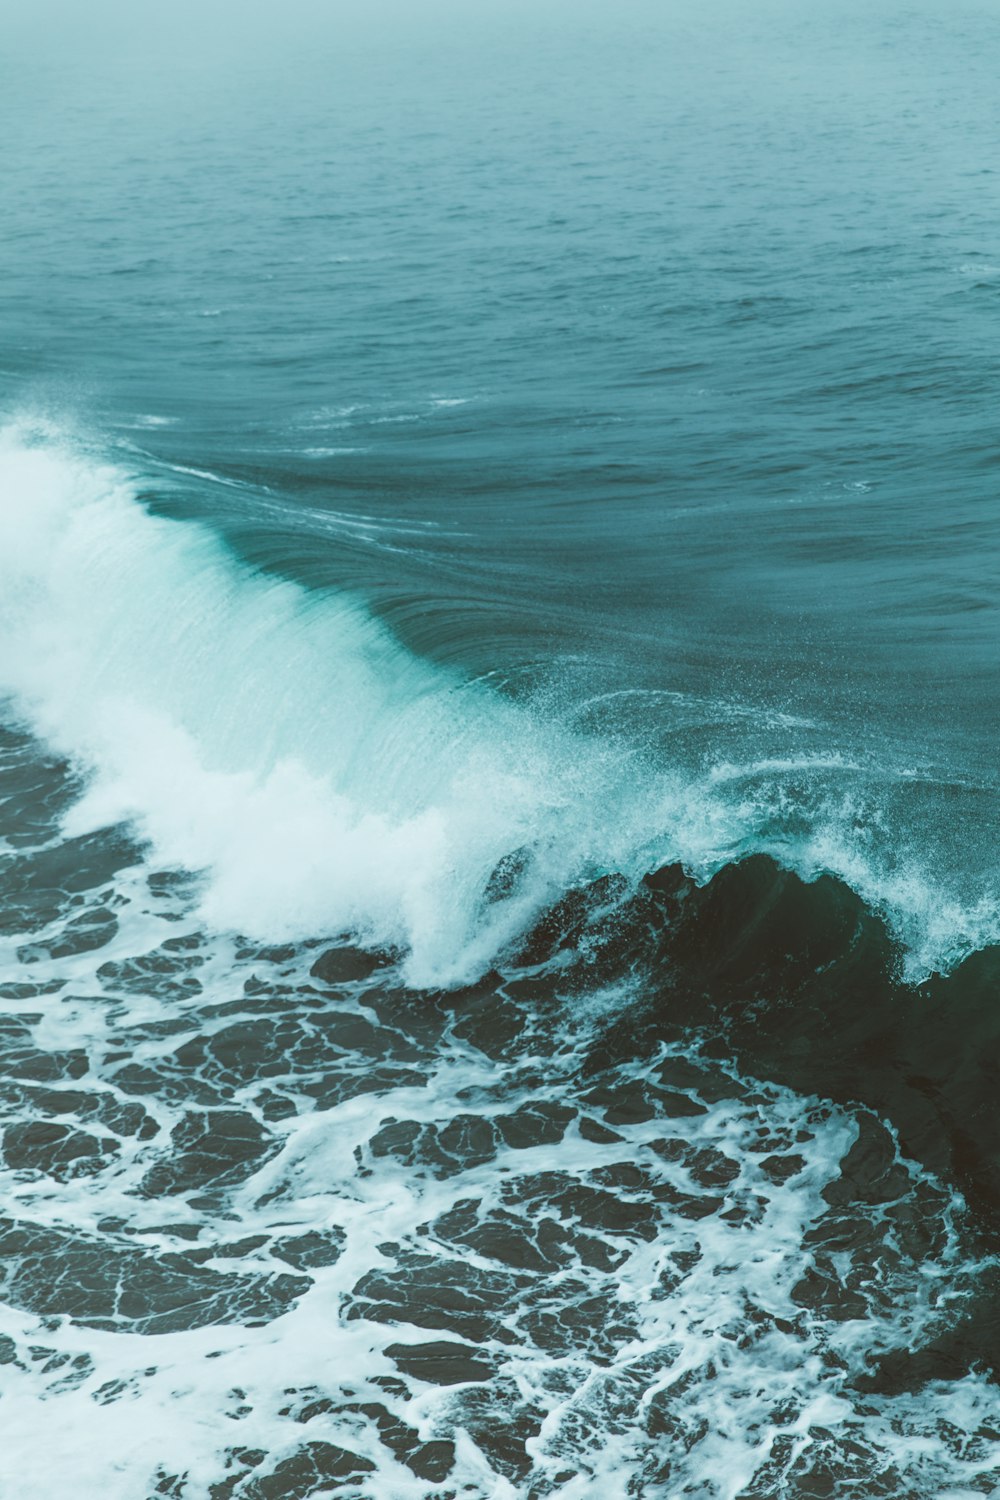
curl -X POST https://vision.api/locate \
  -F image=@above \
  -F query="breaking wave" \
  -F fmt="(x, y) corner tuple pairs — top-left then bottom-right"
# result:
(0, 417), (996, 989)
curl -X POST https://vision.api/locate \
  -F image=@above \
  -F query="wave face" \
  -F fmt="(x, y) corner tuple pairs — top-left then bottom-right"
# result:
(1, 421), (997, 992)
(0, 420), (694, 988)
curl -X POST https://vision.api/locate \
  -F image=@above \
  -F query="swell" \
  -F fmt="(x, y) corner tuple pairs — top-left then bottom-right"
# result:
(0, 416), (998, 990)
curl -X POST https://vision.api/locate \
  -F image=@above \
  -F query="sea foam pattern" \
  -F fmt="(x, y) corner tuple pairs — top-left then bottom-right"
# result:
(0, 790), (996, 1499)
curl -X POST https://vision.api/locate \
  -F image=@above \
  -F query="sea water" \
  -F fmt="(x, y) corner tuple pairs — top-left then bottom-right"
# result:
(2, 3), (1000, 1495)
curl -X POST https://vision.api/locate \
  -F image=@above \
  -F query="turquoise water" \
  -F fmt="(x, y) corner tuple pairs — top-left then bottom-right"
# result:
(2, 3), (1000, 1495)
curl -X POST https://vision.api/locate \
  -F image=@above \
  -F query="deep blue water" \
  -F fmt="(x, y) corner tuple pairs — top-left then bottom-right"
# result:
(2, 3), (1000, 1495)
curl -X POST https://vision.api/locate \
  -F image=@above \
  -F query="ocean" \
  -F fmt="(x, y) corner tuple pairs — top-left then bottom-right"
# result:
(2, 1), (1000, 1494)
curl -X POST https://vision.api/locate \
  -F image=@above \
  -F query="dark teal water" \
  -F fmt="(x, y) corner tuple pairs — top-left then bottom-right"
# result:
(2, 3), (1000, 1495)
